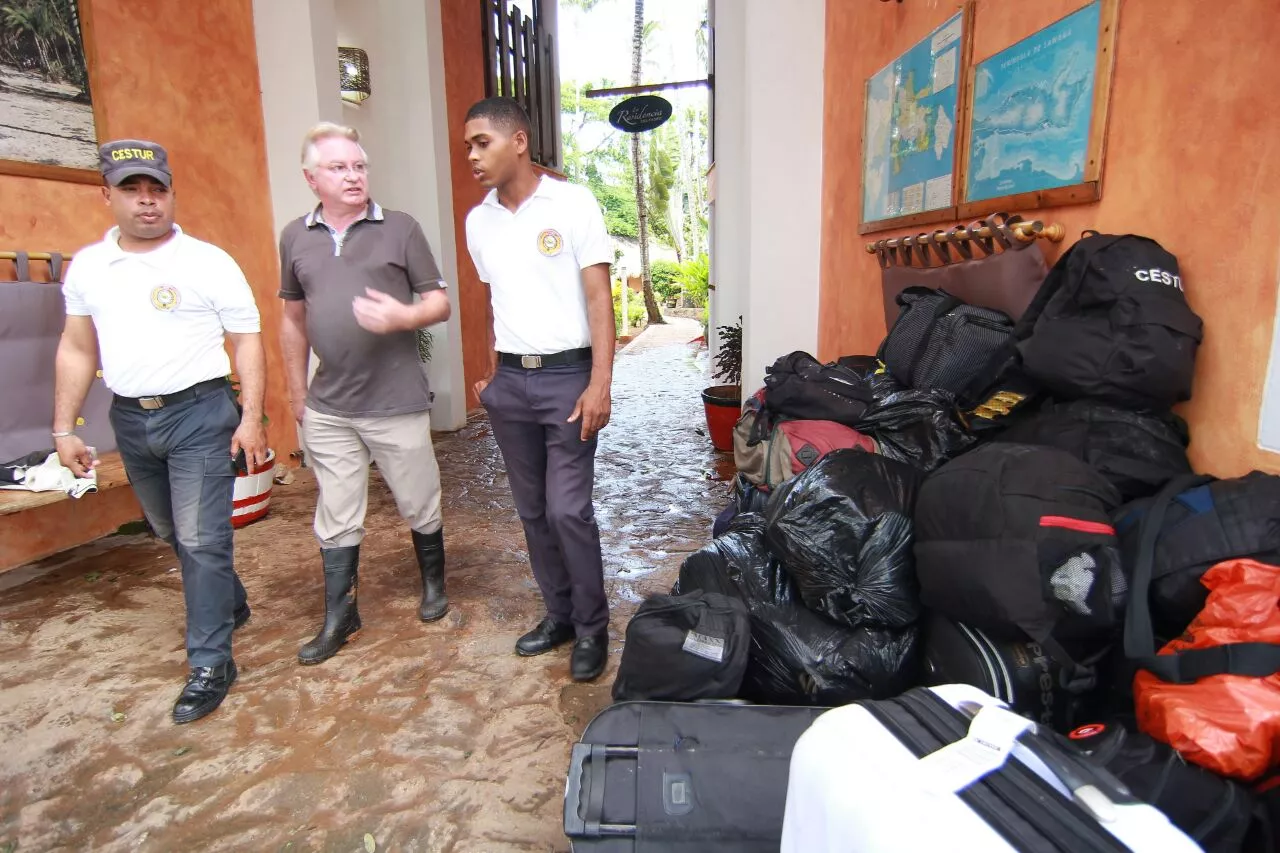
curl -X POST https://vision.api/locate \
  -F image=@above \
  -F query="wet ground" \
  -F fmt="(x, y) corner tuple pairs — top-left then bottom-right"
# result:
(0, 318), (736, 852)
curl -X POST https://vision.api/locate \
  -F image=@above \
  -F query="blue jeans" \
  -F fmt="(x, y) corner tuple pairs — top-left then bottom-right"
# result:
(110, 383), (245, 667)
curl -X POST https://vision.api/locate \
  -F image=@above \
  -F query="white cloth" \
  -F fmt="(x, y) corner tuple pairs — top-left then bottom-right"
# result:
(465, 175), (612, 355)
(63, 225), (261, 397)
(780, 684), (1203, 853)
(0, 452), (97, 498)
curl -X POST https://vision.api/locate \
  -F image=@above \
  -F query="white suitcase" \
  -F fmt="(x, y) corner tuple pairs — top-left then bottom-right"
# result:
(781, 685), (1202, 853)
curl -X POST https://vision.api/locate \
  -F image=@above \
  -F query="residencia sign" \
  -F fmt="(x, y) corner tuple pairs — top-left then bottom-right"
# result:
(609, 95), (673, 133)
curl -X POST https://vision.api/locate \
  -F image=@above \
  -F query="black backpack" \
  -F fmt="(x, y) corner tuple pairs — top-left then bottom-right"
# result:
(878, 287), (1015, 403)
(612, 590), (751, 702)
(1017, 233), (1204, 409)
(1114, 471), (1280, 638)
(992, 399), (1192, 502)
(913, 443), (1125, 689)
(761, 351), (876, 427)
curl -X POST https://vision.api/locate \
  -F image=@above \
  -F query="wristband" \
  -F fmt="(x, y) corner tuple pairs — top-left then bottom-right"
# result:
(52, 431), (75, 438)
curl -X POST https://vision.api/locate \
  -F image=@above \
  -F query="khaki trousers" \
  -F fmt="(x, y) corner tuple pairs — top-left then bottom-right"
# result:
(302, 407), (443, 548)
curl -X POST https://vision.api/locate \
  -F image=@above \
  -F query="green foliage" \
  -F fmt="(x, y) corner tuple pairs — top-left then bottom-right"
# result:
(611, 281), (647, 334)
(0, 0), (89, 97)
(650, 259), (681, 302)
(646, 128), (678, 245)
(676, 253), (710, 307)
(714, 316), (743, 387)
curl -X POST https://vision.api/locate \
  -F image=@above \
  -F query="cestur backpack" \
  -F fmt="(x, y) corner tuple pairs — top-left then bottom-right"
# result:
(1016, 233), (1203, 409)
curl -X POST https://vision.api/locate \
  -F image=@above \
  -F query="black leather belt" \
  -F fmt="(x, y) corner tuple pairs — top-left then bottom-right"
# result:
(498, 347), (592, 370)
(113, 377), (230, 411)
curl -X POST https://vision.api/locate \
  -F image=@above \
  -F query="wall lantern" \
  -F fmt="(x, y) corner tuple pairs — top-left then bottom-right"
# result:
(339, 47), (371, 105)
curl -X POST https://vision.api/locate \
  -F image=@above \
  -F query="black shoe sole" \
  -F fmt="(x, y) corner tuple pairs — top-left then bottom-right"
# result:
(571, 661), (607, 682)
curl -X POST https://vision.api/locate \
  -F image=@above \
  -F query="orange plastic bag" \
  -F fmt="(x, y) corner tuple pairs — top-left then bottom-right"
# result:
(1134, 559), (1280, 781)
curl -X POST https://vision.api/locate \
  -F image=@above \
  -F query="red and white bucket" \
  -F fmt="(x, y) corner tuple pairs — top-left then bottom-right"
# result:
(232, 448), (275, 528)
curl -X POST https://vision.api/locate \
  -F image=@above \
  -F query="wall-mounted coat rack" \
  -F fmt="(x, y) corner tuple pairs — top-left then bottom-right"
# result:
(865, 213), (1065, 269)
(0, 250), (73, 283)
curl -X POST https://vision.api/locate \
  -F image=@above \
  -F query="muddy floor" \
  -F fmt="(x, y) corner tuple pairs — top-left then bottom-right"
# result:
(0, 319), (735, 852)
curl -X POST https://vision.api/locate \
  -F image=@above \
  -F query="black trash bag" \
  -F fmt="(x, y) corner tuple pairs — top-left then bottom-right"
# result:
(857, 387), (976, 472)
(763, 450), (922, 629)
(674, 515), (794, 606)
(739, 603), (920, 705)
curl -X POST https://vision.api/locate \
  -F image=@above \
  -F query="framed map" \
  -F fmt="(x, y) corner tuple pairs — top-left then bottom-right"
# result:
(961, 0), (1119, 214)
(860, 6), (972, 233)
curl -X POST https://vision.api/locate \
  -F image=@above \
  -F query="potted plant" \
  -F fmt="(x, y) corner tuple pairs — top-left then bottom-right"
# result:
(229, 375), (275, 528)
(702, 316), (742, 452)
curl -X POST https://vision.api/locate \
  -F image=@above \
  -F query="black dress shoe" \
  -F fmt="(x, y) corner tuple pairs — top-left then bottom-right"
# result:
(172, 660), (237, 725)
(233, 603), (251, 631)
(571, 633), (608, 682)
(515, 617), (576, 657)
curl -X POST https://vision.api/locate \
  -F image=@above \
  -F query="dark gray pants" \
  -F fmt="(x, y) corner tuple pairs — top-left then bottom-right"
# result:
(481, 362), (608, 637)
(110, 383), (245, 667)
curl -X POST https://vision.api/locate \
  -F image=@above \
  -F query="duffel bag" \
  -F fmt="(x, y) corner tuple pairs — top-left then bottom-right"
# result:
(612, 590), (751, 702)
(878, 286), (1016, 403)
(913, 443), (1125, 689)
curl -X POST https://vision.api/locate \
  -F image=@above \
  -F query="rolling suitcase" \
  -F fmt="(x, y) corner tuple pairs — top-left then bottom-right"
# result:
(782, 685), (1201, 852)
(562, 700), (828, 851)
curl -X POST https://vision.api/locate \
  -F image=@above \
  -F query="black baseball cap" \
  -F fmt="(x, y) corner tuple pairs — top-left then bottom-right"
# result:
(99, 139), (172, 187)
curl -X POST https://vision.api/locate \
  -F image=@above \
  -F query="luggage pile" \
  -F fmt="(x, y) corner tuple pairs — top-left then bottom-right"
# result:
(582, 232), (1280, 852)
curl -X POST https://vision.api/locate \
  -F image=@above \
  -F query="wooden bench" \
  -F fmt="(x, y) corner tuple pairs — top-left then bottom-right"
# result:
(0, 451), (143, 574)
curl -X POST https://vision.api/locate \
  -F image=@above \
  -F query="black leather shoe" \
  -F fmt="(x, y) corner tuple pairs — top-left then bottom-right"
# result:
(571, 633), (608, 682)
(515, 617), (576, 657)
(172, 660), (237, 725)
(233, 603), (251, 631)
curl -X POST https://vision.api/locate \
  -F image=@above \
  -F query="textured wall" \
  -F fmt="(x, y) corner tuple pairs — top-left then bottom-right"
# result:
(0, 0), (295, 460)
(820, 0), (1280, 476)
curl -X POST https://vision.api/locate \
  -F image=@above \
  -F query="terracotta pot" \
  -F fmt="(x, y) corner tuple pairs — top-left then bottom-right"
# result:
(232, 448), (275, 528)
(701, 384), (742, 452)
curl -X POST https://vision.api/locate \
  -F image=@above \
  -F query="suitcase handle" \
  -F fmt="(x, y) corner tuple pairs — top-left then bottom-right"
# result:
(564, 743), (639, 838)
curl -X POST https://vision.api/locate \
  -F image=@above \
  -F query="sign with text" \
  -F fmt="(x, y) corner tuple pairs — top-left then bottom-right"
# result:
(609, 95), (673, 133)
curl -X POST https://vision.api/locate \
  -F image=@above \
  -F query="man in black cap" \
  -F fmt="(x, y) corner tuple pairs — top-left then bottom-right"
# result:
(54, 139), (268, 724)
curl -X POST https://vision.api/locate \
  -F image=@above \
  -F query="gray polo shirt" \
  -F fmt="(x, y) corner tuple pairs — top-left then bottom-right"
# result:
(279, 201), (445, 417)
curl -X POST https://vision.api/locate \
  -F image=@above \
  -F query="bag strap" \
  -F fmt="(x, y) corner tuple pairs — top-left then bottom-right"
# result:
(1124, 474), (1280, 684)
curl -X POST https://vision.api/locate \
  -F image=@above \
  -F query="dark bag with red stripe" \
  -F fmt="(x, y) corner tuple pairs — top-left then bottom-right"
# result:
(913, 443), (1126, 690)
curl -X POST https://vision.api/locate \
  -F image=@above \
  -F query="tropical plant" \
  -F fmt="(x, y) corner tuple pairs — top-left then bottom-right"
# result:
(0, 0), (89, 98)
(650, 259), (681, 302)
(676, 253), (709, 307)
(713, 316), (743, 388)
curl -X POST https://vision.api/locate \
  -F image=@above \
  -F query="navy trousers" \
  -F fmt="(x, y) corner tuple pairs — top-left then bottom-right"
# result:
(481, 362), (608, 637)
(110, 382), (245, 667)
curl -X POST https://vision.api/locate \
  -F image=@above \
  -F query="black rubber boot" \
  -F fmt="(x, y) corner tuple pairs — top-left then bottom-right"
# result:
(412, 529), (449, 622)
(297, 545), (362, 665)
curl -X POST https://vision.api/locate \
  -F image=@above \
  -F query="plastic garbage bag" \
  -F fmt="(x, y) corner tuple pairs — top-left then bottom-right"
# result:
(857, 388), (976, 473)
(739, 603), (920, 705)
(1134, 559), (1280, 782)
(764, 450), (922, 630)
(674, 515), (794, 606)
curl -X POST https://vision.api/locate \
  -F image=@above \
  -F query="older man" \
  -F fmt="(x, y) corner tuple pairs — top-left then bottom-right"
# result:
(54, 139), (268, 724)
(279, 122), (452, 665)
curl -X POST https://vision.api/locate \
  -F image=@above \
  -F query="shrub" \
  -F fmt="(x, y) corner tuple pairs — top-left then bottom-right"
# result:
(650, 259), (682, 303)
(677, 254), (710, 307)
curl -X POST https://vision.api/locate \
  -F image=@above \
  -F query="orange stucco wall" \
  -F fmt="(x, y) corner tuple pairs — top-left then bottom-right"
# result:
(819, 0), (1280, 477)
(0, 0), (295, 461)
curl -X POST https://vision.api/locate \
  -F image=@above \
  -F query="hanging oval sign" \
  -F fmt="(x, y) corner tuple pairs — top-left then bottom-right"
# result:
(609, 95), (673, 133)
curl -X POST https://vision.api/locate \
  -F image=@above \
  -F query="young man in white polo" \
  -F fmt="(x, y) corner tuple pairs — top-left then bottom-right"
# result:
(54, 139), (268, 724)
(463, 97), (616, 682)
(279, 123), (452, 666)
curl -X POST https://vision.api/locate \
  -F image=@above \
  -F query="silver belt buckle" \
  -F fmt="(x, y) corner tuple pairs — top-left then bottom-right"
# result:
(521, 354), (542, 369)
(139, 396), (164, 410)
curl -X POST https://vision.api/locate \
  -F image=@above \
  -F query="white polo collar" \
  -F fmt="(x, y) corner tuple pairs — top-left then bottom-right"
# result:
(481, 174), (559, 213)
(305, 200), (385, 228)
(103, 223), (184, 265)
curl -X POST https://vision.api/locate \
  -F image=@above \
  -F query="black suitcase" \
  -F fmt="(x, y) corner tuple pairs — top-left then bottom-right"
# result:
(562, 700), (828, 851)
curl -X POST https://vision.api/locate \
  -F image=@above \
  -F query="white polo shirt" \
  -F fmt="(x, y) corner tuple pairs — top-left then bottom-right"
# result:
(465, 175), (613, 355)
(63, 225), (261, 398)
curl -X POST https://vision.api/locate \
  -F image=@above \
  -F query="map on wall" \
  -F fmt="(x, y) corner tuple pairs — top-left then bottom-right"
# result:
(862, 11), (965, 225)
(966, 1), (1101, 203)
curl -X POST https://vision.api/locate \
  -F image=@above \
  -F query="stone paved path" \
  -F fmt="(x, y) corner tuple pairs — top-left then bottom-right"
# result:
(0, 317), (736, 852)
